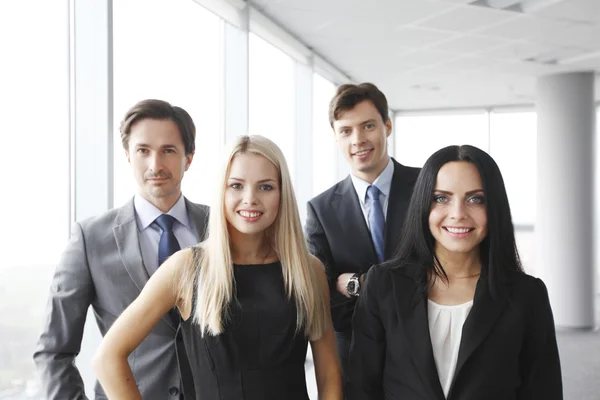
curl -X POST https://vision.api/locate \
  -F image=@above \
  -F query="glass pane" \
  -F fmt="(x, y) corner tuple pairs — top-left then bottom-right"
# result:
(312, 73), (337, 196)
(489, 111), (536, 226)
(0, 1), (70, 396)
(113, 0), (223, 207)
(249, 33), (296, 180)
(394, 112), (489, 167)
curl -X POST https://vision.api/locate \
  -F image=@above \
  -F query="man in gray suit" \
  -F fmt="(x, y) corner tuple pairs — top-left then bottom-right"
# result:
(34, 99), (208, 399)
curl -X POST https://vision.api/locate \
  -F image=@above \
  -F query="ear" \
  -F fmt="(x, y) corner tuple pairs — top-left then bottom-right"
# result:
(385, 118), (392, 138)
(184, 152), (195, 171)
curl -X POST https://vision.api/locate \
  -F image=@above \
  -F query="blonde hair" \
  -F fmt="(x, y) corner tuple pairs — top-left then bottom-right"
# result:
(178, 135), (328, 340)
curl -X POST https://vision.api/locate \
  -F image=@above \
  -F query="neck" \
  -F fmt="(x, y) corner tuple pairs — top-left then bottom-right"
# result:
(354, 156), (390, 184)
(434, 245), (482, 278)
(230, 229), (273, 265)
(141, 191), (182, 213)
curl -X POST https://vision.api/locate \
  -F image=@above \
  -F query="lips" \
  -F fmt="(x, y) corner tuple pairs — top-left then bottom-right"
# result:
(238, 210), (262, 218)
(444, 227), (473, 234)
(353, 148), (373, 156)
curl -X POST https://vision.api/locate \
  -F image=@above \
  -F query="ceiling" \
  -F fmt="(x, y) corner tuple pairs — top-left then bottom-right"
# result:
(251, 0), (600, 110)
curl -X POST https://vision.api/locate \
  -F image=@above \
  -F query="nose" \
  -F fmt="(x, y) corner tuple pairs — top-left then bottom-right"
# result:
(449, 200), (467, 221)
(351, 128), (367, 147)
(148, 153), (163, 174)
(242, 187), (258, 205)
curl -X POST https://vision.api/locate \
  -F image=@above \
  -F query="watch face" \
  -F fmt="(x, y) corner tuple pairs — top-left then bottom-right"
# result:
(347, 280), (358, 295)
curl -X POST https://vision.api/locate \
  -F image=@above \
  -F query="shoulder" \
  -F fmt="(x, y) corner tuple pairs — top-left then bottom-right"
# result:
(391, 158), (421, 182)
(308, 178), (348, 208)
(77, 205), (123, 233)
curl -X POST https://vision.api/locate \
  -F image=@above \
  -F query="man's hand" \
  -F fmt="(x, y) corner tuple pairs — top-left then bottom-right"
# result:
(336, 273), (356, 298)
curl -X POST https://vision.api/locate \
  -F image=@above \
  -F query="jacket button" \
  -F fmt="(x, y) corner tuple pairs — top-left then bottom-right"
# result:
(169, 387), (180, 396)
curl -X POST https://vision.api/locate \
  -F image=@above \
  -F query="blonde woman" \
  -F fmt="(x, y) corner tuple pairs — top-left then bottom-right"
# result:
(93, 135), (342, 400)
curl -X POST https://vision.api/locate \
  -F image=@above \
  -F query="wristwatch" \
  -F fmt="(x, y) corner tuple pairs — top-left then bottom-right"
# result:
(346, 273), (361, 297)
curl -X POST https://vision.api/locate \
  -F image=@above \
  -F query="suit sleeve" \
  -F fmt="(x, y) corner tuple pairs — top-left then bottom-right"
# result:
(33, 222), (94, 400)
(305, 201), (355, 331)
(517, 278), (563, 400)
(346, 266), (386, 400)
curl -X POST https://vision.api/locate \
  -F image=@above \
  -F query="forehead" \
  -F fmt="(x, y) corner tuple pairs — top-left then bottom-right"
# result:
(228, 152), (278, 179)
(128, 118), (183, 147)
(333, 100), (382, 127)
(435, 161), (482, 190)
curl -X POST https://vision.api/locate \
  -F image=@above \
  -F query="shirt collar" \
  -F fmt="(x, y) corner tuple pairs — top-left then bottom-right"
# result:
(133, 194), (190, 231)
(350, 157), (394, 205)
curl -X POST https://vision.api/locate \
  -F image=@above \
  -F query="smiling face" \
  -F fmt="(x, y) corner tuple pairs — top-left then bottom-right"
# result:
(224, 152), (281, 238)
(333, 100), (392, 183)
(429, 161), (488, 259)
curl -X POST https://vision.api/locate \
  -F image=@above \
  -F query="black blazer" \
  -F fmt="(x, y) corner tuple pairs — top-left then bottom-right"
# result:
(305, 158), (420, 333)
(347, 263), (563, 400)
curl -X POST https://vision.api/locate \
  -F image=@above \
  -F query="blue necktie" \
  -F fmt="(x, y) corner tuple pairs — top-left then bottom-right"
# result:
(155, 214), (181, 267)
(366, 185), (386, 263)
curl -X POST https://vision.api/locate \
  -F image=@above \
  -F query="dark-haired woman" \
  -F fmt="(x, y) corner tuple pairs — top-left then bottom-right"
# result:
(347, 145), (562, 400)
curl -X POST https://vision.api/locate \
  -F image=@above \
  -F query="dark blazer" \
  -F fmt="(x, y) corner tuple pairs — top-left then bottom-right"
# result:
(347, 263), (563, 400)
(305, 158), (420, 333)
(34, 197), (209, 400)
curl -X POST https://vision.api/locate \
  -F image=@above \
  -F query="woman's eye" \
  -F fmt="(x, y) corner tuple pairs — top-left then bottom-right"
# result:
(468, 195), (485, 204)
(230, 183), (242, 189)
(259, 184), (273, 191)
(433, 195), (447, 203)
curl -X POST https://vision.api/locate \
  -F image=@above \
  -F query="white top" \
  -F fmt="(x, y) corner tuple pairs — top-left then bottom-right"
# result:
(134, 194), (199, 275)
(350, 157), (394, 229)
(427, 299), (474, 398)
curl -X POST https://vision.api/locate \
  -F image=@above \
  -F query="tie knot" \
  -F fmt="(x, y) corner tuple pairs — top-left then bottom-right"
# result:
(366, 185), (381, 201)
(155, 214), (177, 232)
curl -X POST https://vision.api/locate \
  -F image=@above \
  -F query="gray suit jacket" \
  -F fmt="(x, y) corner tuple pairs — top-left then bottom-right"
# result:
(34, 197), (209, 400)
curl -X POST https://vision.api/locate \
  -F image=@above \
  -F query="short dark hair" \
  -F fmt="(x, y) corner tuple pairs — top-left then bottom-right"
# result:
(119, 99), (196, 154)
(328, 82), (389, 127)
(390, 145), (523, 296)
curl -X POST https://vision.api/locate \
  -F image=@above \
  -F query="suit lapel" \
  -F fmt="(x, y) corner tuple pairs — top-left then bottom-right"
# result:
(392, 267), (446, 400)
(384, 160), (415, 259)
(332, 177), (378, 265)
(449, 275), (510, 397)
(113, 198), (177, 331)
(113, 199), (150, 292)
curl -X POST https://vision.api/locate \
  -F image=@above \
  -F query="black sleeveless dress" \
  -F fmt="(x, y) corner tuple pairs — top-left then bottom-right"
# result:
(180, 261), (310, 399)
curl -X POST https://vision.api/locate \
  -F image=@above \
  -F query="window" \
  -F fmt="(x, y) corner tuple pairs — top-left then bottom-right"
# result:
(489, 111), (537, 273)
(113, 0), (223, 207)
(0, 1), (70, 396)
(249, 33), (296, 180)
(312, 73), (337, 196)
(394, 112), (489, 168)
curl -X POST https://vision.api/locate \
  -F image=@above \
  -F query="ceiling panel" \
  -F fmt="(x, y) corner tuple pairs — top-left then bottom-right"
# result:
(428, 34), (509, 54)
(532, 0), (600, 23)
(416, 6), (516, 33)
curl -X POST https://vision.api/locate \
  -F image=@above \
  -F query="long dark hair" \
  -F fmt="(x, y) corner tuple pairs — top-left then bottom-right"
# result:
(391, 145), (523, 295)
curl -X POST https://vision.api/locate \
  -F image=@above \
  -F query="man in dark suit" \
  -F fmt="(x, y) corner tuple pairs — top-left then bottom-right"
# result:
(305, 82), (420, 376)
(34, 99), (208, 399)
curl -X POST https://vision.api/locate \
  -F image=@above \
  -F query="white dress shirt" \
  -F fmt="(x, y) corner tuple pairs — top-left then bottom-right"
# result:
(134, 194), (199, 275)
(427, 299), (473, 398)
(350, 157), (394, 230)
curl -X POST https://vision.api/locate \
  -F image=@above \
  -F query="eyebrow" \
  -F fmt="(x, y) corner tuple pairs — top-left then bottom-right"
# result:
(228, 177), (277, 183)
(134, 143), (178, 150)
(434, 189), (484, 195)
